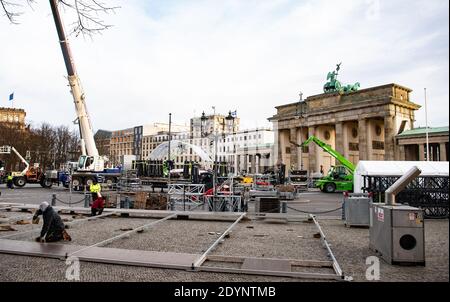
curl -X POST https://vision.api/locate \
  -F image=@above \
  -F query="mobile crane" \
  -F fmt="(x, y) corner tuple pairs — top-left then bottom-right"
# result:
(292, 135), (355, 193)
(0, 145), (58, 188)
(49, 0), (120, 188)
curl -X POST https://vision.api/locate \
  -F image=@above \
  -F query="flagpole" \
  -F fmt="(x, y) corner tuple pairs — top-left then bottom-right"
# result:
(424, 88), (429, 161)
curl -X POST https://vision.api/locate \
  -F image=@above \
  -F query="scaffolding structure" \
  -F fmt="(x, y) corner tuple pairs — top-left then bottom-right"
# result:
(167, 183), (205, 211)
(204, 194), (243, 212)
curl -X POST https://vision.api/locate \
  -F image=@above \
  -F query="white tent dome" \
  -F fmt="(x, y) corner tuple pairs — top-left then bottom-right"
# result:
(148, 140), (213, 162)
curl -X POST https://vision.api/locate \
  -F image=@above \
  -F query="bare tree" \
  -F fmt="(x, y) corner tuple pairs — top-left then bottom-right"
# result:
(0, 122), (80, 171)
(1, 0), (119, 36)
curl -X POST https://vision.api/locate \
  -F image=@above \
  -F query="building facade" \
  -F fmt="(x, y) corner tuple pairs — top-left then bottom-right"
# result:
(396, 126), (449, 161)
(109, 128), (135, 165)
(269, 83), (421, 175)
(108, 123), (190, 165)
(0, 107), (26, 129)
(189, 113), (240, 166)
(94, 129), (112, 158)
(217, 128), (274, 174)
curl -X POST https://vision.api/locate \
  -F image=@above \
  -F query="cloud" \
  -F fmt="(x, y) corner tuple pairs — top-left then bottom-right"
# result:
(0, 0), (448, 133)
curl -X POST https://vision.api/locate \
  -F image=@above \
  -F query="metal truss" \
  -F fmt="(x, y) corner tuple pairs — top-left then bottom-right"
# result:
(204, 194), (243, 212)
(167, 183), (205, 211)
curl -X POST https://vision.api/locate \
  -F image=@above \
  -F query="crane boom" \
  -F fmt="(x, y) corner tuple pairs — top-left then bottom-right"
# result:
(49, 0), (98, 158)
(299, 136), (355, 172)
(0, 145), (30, 175)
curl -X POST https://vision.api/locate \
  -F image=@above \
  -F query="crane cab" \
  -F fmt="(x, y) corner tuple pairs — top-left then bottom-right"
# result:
(77, 155), (105, 172)
(78, 155), (94, 171)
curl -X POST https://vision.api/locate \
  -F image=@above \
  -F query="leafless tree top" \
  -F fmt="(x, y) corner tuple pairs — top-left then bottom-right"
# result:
(1, 0), (119, 36)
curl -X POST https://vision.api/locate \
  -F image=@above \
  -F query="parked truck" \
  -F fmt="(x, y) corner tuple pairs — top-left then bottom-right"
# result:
(295, 136), (355, 193)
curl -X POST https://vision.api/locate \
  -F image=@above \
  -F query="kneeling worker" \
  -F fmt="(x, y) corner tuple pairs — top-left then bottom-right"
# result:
(33, 201), (71, 242)
(91, 195), (105, 216)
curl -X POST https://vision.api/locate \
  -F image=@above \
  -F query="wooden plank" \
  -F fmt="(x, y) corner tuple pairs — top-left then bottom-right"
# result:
(76, 246), (198, 268)
(0, 238), (87, 259)
(0, 239), (199, 269)
(242, 258), (291, 272)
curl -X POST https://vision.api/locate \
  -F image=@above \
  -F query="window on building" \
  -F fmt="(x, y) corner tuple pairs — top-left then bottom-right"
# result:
(349, 143), (359, 151)
(372, 141), (384, 150)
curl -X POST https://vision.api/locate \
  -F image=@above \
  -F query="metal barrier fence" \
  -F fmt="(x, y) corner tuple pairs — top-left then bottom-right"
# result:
(362, 175), (449, 218)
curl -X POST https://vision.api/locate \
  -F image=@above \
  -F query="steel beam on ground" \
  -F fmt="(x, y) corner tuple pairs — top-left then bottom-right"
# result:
(310, 214), (346, 280)
(68, 213), (178, 258)
(192, 212), (246, 269)
(205, 255), (333, 268)
(198, 266), (340, 280)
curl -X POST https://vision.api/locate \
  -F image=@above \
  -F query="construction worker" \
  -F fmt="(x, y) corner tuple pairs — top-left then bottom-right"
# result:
(89, 179), (101, 201)
(6, 173), (14, 189)
(91, 195), (105, 216)
(33, 201), (71, 243)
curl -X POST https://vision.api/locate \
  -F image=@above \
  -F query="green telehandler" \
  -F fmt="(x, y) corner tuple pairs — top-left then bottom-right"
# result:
(292, 136), (355, 193)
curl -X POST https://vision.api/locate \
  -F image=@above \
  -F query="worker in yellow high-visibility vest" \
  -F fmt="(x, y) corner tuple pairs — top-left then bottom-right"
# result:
(6, 173), (14, 189)
(89, 179), (101, 201)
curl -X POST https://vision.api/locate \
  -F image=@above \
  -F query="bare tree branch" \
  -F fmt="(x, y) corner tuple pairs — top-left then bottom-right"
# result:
(0, 0), (119, 36)
(0, 0), (33, 24)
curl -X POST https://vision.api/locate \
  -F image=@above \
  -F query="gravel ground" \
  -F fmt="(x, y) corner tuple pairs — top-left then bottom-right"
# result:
(210, 219), (328, 260)
(106, 219), (232, 254)
(0, 205), (448, 282)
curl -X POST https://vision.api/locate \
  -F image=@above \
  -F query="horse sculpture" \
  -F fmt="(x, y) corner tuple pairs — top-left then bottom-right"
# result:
(323, 63), (360, 94)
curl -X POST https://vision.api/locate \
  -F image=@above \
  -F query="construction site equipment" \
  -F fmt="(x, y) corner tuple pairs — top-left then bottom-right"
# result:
(370, 204), (425, 265)
(205, 194), (243, 212)
(0, 145), (58, 188)
(369, 167), (425, 265)
(342, 193), (372, 227)
(356, 161), (449, 218)
(299, 136), (355, 193)
(167, 183), (204, 211)
(288, 169), (308, 192)
(249, 189), (278, 201)
(255, 197), (280, 213)
(276, 184), (296, 200)
(49, 0), (120, 188)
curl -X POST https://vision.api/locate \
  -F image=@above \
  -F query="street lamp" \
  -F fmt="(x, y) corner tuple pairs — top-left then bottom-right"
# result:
(200, 110), (235, 203)
(295, 92), (306, 170)
(225, 111), (236, 174)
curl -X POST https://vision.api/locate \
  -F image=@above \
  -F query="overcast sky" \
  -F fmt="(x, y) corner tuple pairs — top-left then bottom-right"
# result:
(0, 0), (448, 133)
